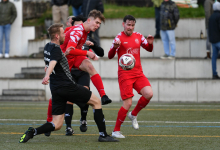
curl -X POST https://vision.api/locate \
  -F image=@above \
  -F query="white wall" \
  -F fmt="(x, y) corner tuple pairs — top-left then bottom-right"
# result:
(99, 18), (206, 39)
(2, 0), (35, 56)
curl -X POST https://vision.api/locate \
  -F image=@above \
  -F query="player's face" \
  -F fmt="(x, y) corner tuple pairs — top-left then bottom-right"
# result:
(66, 18), (73, 27)
(123, 20), (135, 36)
(74, 20), (83, 26)
(59, 28), (65, 45)
(89, 17), (101, 32)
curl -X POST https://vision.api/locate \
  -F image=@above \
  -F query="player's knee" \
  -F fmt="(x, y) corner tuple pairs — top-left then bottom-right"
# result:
(87, 63), (96, 73)
(124, 100), (132, 109)
(143, 91), (153, 100)
(54, 123), (63, 130)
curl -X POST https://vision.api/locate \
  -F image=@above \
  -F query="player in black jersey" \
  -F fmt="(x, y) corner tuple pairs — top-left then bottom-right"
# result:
(44, 15), (105, 136)
(19, 23), (118, 143)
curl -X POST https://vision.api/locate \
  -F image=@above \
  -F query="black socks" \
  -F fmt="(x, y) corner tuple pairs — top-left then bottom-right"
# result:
(94, 109), (107, 137)
(80, 104), (89, 121)
(35, 122), (55, 135)
(65, 104), (73, 128)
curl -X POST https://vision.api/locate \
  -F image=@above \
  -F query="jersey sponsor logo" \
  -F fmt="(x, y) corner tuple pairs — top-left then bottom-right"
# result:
(124, 42), (128, 44)
(126, 47), (139, 54)
(135, 38), (139, 44)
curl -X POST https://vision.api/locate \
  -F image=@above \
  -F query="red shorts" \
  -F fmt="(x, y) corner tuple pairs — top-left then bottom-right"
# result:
(68, 56), (89, 70)
(119, 74), (151, 100)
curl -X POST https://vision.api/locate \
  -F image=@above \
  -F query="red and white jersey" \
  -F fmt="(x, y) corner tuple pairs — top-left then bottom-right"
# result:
(109, 31), (153, 80)
(60, 23), (89, 52)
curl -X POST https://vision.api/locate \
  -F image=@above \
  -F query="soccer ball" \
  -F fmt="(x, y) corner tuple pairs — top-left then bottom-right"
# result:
(119, 54), (136, 70)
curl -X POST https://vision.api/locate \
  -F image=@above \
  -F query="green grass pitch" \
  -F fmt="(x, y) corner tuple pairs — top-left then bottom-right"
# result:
(0, 101), (220, 150)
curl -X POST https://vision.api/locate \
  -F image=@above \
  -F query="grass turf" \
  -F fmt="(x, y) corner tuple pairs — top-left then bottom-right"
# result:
(0, 101), (220, 150)
(23, 4), (205, 26)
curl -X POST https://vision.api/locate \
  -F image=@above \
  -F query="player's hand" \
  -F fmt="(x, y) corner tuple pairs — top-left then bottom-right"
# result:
(42, 75), (50, 85)
(92, 55), (99, 61)
(147, 35), (154, 44)
(87, 51), (98, 60)
(65, 46), (75, 56)
(113, 40), (121, 48)
(86, 41), (94, 46)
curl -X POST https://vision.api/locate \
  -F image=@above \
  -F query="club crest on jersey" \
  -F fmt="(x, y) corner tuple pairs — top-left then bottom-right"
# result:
(135, 39), (139, 44)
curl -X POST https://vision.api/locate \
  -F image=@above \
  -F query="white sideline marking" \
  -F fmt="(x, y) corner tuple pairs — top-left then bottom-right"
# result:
(1, 119), (220, 124)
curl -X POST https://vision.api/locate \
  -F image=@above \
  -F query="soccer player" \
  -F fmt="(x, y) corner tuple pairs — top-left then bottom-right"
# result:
(108, 15), (154, 138)
(45, 15), (105, 136)
(61, 10), (112, 105)
(19, 23), (118, 143)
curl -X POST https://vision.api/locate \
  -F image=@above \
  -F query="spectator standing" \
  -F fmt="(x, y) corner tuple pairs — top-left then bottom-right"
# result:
(0, 0), (17, 58)
(68, 0), (83, 16)
(152, 0), (163, 39)
(160, 0), (179, 59)
(52, 0), (69, 28)
(82, 0), (104, 46)
(208, 0), (220, 79)
(204, 0), (214, 59)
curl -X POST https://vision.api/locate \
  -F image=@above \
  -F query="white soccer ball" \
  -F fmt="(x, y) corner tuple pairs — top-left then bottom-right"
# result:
(119, 54), (136, 70)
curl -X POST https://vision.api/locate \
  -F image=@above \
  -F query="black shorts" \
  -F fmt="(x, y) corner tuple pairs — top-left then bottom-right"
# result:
(71, 68), (90, 88)
(51, 84), (92, 115)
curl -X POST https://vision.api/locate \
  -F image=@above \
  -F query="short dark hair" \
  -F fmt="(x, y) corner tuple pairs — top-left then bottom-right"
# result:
(88, 9), (105, 23)
(123, 15), (136, 23)
(217, 0), (220, 2)
(71, 15), (87, 26)
(47, 23), (63, 40)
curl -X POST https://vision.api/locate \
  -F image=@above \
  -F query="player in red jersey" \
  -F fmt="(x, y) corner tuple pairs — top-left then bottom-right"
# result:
(108, 15), (154, 138)
(61, 10), (112, 105)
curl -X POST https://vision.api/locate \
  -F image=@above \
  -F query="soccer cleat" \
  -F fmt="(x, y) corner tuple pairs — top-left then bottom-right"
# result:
(44, 131), (51, 137)
(65, 127), (74, 136)
(128, 112), (139, 130)
(112, 131), (125, 138)
(101, 95), (112, 105)
(98, 135), (119, 142)
(19, 127), (35, 143)
(80, 119), (87, 132)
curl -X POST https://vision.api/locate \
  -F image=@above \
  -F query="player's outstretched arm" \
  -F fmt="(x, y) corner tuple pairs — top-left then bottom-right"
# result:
(42, 61), (57, 85)
(142, 35), (154, 52)
(108, 40), (121, 59)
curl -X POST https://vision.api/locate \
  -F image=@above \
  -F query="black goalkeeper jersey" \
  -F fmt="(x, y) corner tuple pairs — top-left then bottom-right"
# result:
(44, 42), (78, 91)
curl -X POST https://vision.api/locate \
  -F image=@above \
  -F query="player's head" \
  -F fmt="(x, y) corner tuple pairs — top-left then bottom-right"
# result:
(123, 15), (136, 36)
(72, 15), (87, 26)
(86, 9), (105, 32)
(66, 16), (74, 27)
(47, 23), (65, 45)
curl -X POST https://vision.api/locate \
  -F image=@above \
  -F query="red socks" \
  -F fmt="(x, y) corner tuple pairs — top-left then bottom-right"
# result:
(132, 96), (150, 116)
(91, 74), (106, 97)
(113, 107), (128, 131)
(46, 98), (53, 122)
